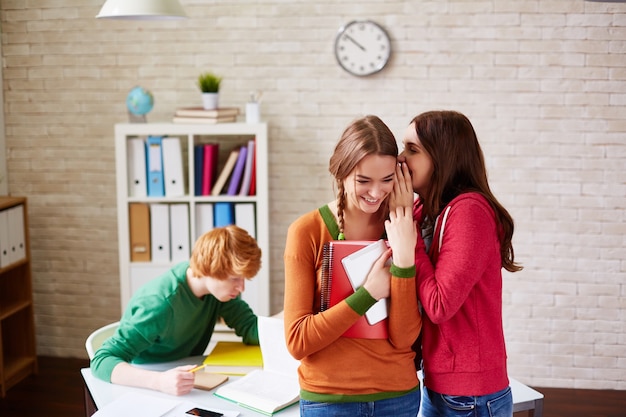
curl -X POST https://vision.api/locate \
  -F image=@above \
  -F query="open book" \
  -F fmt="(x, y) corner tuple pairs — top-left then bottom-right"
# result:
(214, 316), (300, 415)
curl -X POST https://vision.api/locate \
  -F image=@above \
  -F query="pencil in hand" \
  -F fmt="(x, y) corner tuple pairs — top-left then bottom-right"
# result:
(189, 363), (208, 373)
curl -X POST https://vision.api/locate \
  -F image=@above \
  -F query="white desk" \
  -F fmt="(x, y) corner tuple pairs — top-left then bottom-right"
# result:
(82, 359), (542, 417)
(81, 356), (299, 417)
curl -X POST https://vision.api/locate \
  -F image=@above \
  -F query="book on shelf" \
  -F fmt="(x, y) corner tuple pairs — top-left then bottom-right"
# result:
(226, 144), (248, 195)
(173, 115), (237, 124)
(238, 139), (255, 196)
(248, 145), (256, 196)
(214, 316), (300, 416)
(174, 106), (240, 118)
(202, 341), (263, 375)
(201, 143), (219, 195)
(320, 240), (390, 339)
(211, 146), (241, 196)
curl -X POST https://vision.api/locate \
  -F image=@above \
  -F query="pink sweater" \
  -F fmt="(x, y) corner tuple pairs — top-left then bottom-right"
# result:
(415, 192), (509, 396)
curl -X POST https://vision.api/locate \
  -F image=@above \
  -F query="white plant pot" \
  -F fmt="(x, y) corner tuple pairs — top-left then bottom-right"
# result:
(201, 93), (219, 110)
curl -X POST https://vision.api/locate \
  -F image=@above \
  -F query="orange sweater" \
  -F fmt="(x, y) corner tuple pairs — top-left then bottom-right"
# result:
(283, 207), (422, 402)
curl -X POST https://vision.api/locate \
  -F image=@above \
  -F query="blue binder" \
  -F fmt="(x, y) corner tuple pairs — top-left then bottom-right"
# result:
(146, 136), (165, 197)
(213, 202), (235, 227)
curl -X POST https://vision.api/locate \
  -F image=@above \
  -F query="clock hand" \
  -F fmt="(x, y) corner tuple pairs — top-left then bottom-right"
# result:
(344, 34), (366, 51)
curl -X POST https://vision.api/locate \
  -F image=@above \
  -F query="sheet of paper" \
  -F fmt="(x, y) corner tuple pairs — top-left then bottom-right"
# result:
(257, 316), (299, 376)
(93, 392), (180, 417)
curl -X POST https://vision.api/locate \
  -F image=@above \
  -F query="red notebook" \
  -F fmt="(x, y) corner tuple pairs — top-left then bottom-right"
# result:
(320, 240), (389, 339)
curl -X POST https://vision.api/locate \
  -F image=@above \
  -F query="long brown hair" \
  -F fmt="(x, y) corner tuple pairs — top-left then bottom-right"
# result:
(329, 115), (398, 238)
(411, 110), (522, 273)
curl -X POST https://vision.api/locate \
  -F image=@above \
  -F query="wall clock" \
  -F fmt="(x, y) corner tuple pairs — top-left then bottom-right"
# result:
(334, 20), (391, 77)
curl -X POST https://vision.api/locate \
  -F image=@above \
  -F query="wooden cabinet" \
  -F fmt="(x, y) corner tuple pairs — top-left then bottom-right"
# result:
(114, 123), (270, 317)
(0, 196), (37, 397)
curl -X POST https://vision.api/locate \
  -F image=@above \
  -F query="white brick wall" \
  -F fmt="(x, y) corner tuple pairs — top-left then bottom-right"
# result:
(1, 1), (624, 389)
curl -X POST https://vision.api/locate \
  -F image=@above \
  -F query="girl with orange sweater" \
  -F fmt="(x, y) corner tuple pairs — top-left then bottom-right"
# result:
(284, 115), (427, 417)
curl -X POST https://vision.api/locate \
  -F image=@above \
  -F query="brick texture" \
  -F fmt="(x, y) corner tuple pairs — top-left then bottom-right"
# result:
(0, 1), (624, 389)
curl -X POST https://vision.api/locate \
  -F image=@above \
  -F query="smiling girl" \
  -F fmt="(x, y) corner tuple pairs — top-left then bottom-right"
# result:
(283, 115), (423, 417)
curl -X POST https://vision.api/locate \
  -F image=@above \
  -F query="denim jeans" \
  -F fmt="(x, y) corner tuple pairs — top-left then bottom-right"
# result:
(420, 386), (512, 417)
(300, 389), (420, 417)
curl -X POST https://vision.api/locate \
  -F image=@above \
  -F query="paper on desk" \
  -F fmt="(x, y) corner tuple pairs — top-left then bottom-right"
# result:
(93, 392), (180, 417)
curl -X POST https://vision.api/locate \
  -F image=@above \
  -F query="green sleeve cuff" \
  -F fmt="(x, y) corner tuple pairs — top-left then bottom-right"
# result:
(345, 286), (377, 316)
(390, 263), (415, 278)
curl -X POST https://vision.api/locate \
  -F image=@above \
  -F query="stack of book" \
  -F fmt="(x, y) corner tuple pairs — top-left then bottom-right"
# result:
(172, 106), (240, 124)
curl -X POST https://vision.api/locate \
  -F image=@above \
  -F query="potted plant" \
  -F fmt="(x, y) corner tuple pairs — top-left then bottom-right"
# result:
(197, 72), (222, 110)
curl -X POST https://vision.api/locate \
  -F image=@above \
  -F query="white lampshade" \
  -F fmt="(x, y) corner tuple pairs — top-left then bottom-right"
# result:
(96, 0), (188, 20)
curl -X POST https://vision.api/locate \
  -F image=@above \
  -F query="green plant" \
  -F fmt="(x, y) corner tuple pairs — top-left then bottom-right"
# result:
(197, 72), (222, 93)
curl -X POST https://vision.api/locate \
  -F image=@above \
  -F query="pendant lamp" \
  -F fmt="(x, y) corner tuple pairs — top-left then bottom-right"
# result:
(96, 0), (188, 20)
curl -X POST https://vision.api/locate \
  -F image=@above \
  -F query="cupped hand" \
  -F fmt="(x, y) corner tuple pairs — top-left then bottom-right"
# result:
(389, 162), (414, 212)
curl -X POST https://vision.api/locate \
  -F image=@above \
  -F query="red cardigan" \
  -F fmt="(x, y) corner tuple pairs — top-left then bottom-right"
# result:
(415, 192), (510, 396)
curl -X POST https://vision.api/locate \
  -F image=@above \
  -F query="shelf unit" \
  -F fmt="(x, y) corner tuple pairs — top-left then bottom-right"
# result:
(114, 122), (270, 318)
(0, 196), (37, 398)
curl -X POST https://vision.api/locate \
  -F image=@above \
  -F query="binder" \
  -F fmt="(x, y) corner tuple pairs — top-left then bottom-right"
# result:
(238, 139), (255, 196)
(126, 138), (147, 197)
(169, 203), (190, 263)
(150, 204), (170, 262)
(0, 208), (10, 267)
(193, 144), (204, 196)
(213, 202), (235, 227)
(146, 136), (165, 197)
(234, 202), (256, 239)
(226, 144), (248, 195)
(320, 240), (389, 339)
(129, 203), (151, 262)
(194, 203), (214, 241)
(161, 137), (185, 197)
(202, 143), (219, 195)
(211, 147), (240, 196)
(8, 204), (26, 264)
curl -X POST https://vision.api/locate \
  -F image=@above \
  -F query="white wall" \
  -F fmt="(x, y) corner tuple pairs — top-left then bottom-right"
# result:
(1, 1), (624, 389)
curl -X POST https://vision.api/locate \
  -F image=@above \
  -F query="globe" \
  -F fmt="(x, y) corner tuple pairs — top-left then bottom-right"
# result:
(126, 86), (154, 116)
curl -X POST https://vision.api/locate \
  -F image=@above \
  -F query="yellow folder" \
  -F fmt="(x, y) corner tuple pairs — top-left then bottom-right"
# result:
(202, 341), (263, 375)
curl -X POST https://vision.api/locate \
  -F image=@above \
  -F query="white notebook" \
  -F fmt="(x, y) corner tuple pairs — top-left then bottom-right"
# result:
(340, 239), (389, 325)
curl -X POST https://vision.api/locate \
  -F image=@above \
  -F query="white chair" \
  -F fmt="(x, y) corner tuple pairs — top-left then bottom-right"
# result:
(85, 321), (120, 359)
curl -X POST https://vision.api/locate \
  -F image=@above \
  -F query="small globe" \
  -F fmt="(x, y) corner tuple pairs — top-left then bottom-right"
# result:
(126, 86), (154, 116)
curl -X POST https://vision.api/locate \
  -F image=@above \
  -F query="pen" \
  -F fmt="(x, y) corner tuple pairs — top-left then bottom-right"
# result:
(189, 363), (208, 373)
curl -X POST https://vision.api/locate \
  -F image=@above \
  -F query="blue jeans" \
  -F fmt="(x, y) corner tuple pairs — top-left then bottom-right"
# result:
(300, 389), (420, 417)
(420, 386), (512, 417)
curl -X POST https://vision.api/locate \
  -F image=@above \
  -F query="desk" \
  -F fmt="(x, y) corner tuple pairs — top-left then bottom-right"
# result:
(82, 360), (542, 417)
(81, 356), (299, 417)
(510, 378), (544, 417)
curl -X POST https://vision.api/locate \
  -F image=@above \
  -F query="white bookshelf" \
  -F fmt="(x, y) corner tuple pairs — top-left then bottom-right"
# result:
(114, 122), (270, 318)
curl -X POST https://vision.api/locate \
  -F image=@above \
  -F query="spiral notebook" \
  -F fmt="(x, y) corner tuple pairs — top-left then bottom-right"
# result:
(320, 240), (389, 339)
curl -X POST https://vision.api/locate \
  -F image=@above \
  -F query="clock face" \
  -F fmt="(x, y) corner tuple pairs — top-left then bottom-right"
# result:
(335, 20), (391, 77)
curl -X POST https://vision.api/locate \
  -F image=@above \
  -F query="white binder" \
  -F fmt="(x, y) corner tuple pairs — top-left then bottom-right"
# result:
(8, 205), (26, 264)
(234, 202), (256, 239)
(150, 204), (170, 263)
(0, 209), (10, 267)
(194, 203), (214, 242)
(162, 137), (185, 197)
(169, 204), (190, 263)
(126, 138), (147, 197)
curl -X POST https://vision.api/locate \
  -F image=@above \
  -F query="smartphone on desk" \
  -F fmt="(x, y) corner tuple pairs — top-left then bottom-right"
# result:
(185, 407), (224, 417)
